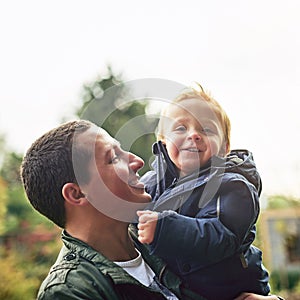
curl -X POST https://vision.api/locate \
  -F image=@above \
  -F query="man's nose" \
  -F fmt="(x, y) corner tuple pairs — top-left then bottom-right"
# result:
(128, 153), (144, 172)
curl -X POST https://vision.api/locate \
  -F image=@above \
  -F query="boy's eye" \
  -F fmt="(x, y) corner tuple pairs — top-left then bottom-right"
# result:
(202, 127), (215, 135)
(174, 125), (186, 132)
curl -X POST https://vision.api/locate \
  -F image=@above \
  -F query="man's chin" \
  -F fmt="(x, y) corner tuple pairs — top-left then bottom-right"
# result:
(128, 186), (152, 202)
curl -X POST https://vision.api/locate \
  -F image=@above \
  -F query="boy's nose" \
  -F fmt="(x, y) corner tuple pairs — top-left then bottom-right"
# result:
(188, 130), (202, 141)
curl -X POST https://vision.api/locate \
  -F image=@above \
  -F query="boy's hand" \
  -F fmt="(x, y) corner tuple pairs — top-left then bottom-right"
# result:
(137, 210), (158, 244)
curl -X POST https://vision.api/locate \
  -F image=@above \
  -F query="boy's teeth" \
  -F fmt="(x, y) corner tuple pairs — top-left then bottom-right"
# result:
(188, 148), (199, 152)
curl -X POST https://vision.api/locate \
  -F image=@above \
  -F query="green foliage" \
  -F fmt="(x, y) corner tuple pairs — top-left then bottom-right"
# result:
(0, 148), (29, 234)
(267, 195), (300, 209)
(270, 269), (300, 293)
(1, 178), (53, 235)
(0, 151), (23, 186)
(0, 250), (39, 300)
(0, 178), (8, 235)
(77, 67), (157, 174)
(0, 226), (61, 300)
(0, 134), (63, 300)
(0, 134), (6, 167)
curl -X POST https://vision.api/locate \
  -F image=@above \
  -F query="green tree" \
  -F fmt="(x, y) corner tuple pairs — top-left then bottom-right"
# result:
(77, 67), (157, 174)
(0, 150), (44, 234)
(0, 133), (6, 167)
(0, 135), (61, 300)
(0, 177), (8, 235)
(0, 250), (39, 300)
(0, 151), (22, 186)
(267, 195), (300, 209)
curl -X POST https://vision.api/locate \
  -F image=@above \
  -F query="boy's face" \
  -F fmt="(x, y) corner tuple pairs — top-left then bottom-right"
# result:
(162, 98), (225, 177)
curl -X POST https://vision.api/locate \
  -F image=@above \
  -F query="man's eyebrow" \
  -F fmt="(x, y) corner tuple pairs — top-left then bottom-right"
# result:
(103, 140), (121, 161)
(112, 139), (121, 148)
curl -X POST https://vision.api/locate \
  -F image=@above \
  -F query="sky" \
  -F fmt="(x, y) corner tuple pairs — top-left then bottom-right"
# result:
(0, 0), (299, 198)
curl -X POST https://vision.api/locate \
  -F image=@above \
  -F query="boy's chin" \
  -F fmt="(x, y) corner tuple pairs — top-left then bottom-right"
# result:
(179, 166), (200, 177)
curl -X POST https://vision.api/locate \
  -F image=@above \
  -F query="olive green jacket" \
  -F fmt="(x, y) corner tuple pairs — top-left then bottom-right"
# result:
(37, 227), (206, 300)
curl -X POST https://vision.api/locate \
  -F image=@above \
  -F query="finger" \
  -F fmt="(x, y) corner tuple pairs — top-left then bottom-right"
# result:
(137, 210), (152, 216)
(137, 223), (145, 230)
(136, 210), (144, 216)
(138, 214), (151, 224)
(138, 231), (150, 244)
(137, 210), (149, 216)
(138, 235), (145, 243)
(138, 235), (150, 244)
(138, 211), (156, 223)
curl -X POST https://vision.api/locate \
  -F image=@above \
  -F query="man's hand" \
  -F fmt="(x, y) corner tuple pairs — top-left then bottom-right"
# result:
(137, 210), (158, 244)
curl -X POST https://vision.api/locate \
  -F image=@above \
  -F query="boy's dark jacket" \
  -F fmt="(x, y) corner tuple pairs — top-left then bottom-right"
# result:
(140, 141), (270, 300)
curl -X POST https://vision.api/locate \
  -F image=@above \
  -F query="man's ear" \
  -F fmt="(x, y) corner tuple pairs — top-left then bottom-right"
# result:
(62, 183), (87, 206)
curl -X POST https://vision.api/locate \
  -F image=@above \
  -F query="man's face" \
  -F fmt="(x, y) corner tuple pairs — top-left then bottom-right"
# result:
(76, 126), (151, 219)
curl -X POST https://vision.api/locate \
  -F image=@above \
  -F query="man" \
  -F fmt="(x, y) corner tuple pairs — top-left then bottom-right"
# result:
(20, 120), (204, 299)
(20, 119), (282, 300)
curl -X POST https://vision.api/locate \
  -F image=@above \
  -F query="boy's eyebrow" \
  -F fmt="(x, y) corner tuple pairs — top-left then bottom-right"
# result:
(173, 115), (216, 123)
(172, 117), (190, 123)
(171, 117), (220, 130)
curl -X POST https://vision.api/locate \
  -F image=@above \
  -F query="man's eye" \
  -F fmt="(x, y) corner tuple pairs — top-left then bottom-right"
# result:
(111, 156), (120, 164)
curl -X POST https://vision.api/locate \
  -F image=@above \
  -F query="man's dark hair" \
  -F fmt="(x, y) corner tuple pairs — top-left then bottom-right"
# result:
(20, 120), (93, 228)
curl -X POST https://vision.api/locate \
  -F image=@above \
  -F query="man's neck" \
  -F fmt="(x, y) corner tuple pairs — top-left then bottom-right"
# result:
(65, 218), (137, 261)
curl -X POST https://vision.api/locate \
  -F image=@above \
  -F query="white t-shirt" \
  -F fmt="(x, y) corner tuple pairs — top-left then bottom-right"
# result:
(114, 249), (179, 300)
(114, 248), (155, 286)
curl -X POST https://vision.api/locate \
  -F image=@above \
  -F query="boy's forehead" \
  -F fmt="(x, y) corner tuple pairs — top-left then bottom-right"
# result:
(166, 98), (218, 121)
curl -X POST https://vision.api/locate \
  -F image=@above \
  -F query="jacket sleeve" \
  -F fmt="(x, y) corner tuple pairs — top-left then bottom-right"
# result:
(38, 286), (103, 300)
(149, 178), (259, 265)
(37, 263), (120, 300)
(38, 283), (106, 300)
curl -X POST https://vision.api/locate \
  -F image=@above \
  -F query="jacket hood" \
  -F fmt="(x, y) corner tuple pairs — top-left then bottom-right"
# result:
(225, 149), (262, 196)
(142, 141), (262, 199)
(140, 141), (178, 200)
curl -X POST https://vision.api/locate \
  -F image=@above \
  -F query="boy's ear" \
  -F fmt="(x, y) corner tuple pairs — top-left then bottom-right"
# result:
(225, 142), (230, 155)
(62, 183), (87, 206)
(219, 142), (229, 157)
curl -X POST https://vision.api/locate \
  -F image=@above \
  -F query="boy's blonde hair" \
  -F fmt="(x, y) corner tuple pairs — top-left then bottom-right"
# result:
(157, 83), (231, 154)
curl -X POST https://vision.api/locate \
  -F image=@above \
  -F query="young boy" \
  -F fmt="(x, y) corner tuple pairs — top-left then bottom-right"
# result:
(137, 85), (271, 300)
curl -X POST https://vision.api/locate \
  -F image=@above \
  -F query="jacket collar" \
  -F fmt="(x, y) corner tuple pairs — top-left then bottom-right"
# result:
(60, 229), (178, 287)
(151, 142), (262, 197)
(61, 230), (138, 284)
